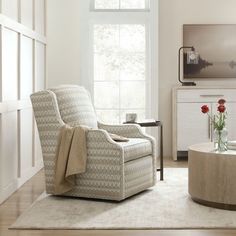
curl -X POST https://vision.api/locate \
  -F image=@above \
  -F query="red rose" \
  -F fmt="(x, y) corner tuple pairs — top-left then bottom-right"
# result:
(218, 99), (226, 105)
(201, 105), (209, 114)
(218, 105), (226, 113)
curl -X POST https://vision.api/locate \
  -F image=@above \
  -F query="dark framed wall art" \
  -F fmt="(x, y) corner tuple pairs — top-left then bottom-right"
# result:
(183, 24), (236, 78)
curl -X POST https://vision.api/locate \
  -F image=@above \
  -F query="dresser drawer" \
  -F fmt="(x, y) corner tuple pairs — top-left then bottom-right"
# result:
(177, 89), (236, 103)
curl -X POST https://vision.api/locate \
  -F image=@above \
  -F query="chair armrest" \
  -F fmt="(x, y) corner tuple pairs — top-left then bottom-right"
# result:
(98, 122), (147, 138)
(98, 122), (157, 158)
(86, 128), (125, 164)
(87, 128), (123, 151)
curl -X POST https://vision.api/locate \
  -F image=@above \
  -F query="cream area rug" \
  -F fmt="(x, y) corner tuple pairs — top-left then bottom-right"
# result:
(11, 168), (236, 230)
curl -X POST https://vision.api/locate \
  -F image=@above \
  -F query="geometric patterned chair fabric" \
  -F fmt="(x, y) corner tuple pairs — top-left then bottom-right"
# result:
(30, 85), (157, 201)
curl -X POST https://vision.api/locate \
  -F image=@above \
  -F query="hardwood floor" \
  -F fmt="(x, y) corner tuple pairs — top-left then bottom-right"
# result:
(1, 158), (236, 236)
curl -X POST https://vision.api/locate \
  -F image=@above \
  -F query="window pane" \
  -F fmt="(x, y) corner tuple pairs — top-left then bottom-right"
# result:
(94, 53), (120, 81)
(120, 25), (145, 52)
(120, 0), (146, 9)
(94, 0), (147, 10)
(94, 25), (120, 81)
(95, 0), (119, 9)
(120, 81), (145, 109)
(96, 110), (119, 124)
(120, 53), (145, 80)
(94, 82), (119, 108)
(94, 25), (119, 53)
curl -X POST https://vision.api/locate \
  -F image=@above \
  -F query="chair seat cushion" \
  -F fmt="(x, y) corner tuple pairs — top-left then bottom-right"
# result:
(119, 138), (152, 162)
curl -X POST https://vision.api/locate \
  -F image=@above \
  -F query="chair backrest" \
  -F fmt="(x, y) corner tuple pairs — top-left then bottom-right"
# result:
(30, 85), (97, 193)
(49, 85), (98, 128)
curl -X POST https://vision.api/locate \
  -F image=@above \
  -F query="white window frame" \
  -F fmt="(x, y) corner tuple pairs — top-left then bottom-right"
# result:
(78, 0), (158, 128)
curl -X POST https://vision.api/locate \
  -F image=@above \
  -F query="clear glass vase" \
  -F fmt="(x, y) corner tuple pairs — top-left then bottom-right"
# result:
(214, 127), (228, 152)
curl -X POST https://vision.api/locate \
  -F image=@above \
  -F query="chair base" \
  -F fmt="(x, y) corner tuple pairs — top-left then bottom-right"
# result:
(53, 155), (156, 201)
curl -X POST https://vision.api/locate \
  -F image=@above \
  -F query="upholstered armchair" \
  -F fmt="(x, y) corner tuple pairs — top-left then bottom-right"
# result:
(31, 85), (156, 201)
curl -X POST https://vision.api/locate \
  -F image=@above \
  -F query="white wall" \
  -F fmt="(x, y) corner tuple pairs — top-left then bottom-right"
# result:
(159, 0), (236, 158)
(0, 0), (46, 204)
(46, 0), (81, 87)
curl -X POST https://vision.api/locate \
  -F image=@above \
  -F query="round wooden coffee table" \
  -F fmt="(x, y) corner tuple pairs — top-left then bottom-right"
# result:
(188, 142), (236, 210)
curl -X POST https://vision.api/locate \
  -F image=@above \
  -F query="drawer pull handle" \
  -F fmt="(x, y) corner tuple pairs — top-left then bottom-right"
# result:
(208, 116), (211, 140)
(200, 95), (224, 97)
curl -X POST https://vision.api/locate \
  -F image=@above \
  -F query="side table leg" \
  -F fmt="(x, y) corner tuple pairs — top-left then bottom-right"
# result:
(160, 124), (164, 180)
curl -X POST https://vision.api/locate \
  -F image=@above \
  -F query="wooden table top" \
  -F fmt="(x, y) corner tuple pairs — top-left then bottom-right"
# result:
(189, 142), (236, 156)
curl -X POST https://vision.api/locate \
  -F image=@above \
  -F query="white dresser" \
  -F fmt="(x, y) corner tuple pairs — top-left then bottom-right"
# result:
(172, 87), (236, 160)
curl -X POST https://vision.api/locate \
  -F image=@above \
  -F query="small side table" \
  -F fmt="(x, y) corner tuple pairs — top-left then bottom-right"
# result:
(124, 119), (164, 181)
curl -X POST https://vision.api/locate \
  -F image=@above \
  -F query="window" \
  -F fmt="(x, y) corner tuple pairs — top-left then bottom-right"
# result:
(94, 24), (146, 123)
(78, 1), (157, 125)
(94, 0), (149, 10)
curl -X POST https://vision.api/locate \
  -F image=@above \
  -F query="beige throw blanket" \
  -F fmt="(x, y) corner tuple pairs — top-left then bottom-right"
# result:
(54, 125), (90, 195)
